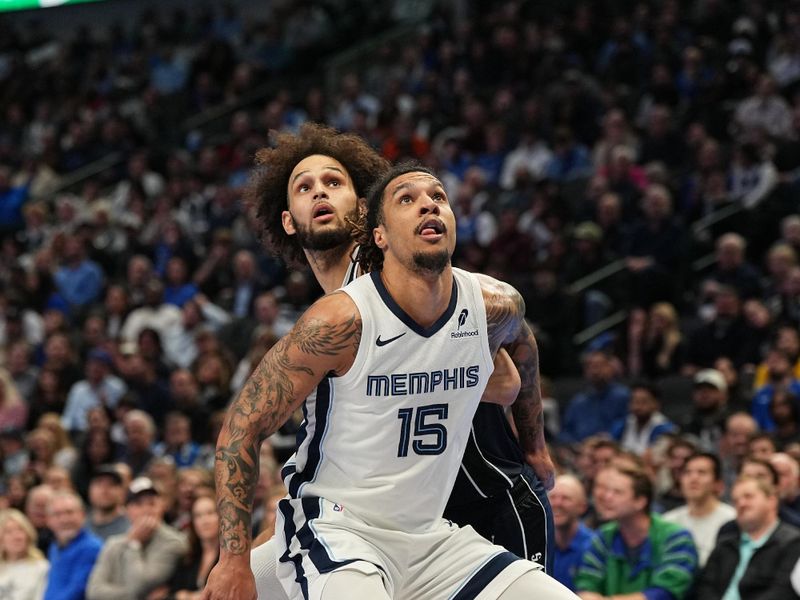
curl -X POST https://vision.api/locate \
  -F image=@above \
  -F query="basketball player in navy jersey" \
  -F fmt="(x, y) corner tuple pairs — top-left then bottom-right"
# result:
(239, 124), (554, 598)
(203, 161), (573, 600)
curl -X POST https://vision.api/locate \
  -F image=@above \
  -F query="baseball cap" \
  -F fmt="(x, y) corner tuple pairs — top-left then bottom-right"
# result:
(87, 348), (113, 367)
(693, 369), (727, 392)
(91, 465), (123, 485)
(126, 476), (159, 504)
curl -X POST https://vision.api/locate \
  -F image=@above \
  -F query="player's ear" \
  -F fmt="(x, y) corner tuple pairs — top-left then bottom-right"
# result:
(281, 210), (296, 236)
(373, 224), (387, 250)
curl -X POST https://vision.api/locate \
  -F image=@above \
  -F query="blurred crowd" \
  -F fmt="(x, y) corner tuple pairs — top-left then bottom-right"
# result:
(1, 0), (800, 598)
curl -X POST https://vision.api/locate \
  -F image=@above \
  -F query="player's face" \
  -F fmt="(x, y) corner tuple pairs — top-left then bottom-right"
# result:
(373, 171), (456, 275)
(283, 154), (360, 251)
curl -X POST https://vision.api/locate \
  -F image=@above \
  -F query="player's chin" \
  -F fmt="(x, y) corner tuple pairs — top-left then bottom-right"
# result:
(411, 248), (450, 274)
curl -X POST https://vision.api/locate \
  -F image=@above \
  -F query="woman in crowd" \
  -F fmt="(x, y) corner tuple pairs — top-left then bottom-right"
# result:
(167, 493), (219, 600)
(0, 509), (49, 600)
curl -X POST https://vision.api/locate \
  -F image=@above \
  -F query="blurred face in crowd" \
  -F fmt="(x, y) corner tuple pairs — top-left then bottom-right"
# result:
(47, 494), (85, 545)
(733, 478), (778, 535)
(593, 468), (645, 522)
(769, 454), (800, 502)
(740, 460), (775, 486)
(668, 442), (695, 480)
(191, 495), (219, 544)
(89, 475), (124, 512)
(125, 417), (153, 452)
(749, 436), (777, 462)
(724, 415), (758, 459)
(630, 387), (659, 423)
(766, 350), (792, 381)
(680, 456), (720, 504)
(1, 516), (31, 560)
(127, 493), (163, 524)
(692, 383), (725, 413)
(583, 352), (612, 387)
(170, 370), (199, 402)
(550, 476), (587, 530)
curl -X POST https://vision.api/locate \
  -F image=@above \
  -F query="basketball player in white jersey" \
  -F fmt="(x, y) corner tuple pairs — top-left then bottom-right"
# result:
(203, 163), (575, 600)
(245, 125), (528, 599)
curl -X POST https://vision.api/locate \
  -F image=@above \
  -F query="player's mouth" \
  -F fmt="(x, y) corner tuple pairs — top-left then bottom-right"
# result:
(416, 218), (446, 241)
(312, 203), (336, 223)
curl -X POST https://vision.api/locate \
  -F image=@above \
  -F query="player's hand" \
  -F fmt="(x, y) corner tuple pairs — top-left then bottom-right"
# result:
(526, 451), (555, 491)
(202, 558), (256, 600)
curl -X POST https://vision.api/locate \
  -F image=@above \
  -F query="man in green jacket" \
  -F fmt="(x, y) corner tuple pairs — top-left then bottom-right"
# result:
(575, 463), (698, 600)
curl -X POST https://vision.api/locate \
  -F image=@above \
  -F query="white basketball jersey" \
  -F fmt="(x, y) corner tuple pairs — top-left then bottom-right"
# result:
(281, 267), (494, 533)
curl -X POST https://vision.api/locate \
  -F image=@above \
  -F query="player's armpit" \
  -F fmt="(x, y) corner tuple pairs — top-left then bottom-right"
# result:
(213, 292), (362, 560)
(480, 348), (520, 406)
(475, 273), (526, 355)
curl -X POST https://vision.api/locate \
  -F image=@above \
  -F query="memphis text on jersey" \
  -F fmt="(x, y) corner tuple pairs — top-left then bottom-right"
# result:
(366, 365), (481, 397)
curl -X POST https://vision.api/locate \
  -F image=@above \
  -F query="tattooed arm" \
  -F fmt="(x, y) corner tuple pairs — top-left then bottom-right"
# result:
(477, 273), (555, 490)
(202, 292), (361, 600)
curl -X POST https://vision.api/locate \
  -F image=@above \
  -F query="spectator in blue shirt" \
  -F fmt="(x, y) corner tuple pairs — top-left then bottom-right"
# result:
(551, 474), (595, 591)
(43, 490), (102, 600)
(0, 165), (29, 232)
(53, 235), (104, 312)
(560, 351), (630, 444)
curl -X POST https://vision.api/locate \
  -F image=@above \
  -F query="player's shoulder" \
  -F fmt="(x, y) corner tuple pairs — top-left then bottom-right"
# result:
(304, 290), (361, 326)
(473, 272), (524, 314)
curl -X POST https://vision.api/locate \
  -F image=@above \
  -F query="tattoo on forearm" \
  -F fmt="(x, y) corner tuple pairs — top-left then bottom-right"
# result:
(214, 307), (361, 555)
(507, 321), (546, 452)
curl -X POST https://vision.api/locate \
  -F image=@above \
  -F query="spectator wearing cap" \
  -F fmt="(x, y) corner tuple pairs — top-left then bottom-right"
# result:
(680, 369), (731, 452)
(751, 347), (800, 432)
(61, 349), (127, 438)
(43, 491), (102, 600)
(86, 465), (130, 541)
(86, 477), (186, 600)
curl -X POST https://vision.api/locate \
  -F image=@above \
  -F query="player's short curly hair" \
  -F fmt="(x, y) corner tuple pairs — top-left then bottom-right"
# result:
(359, 162), (437, 273)
(245, 122), (390, 265)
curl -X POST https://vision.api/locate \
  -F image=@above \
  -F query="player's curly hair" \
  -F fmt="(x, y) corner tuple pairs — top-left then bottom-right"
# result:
(245, 122), (390, 265)
(358, 162), (437, 273)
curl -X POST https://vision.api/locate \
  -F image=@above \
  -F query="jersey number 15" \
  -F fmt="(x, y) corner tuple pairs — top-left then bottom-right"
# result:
(397, 404), (449, 457)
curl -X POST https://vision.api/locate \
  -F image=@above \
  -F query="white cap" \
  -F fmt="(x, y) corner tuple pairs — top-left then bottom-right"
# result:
(694, 369), (727, 392)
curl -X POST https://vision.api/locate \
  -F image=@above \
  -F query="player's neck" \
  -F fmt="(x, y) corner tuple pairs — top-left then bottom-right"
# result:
(380, 261), (454, 328)
(304, 242), (357, 294)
